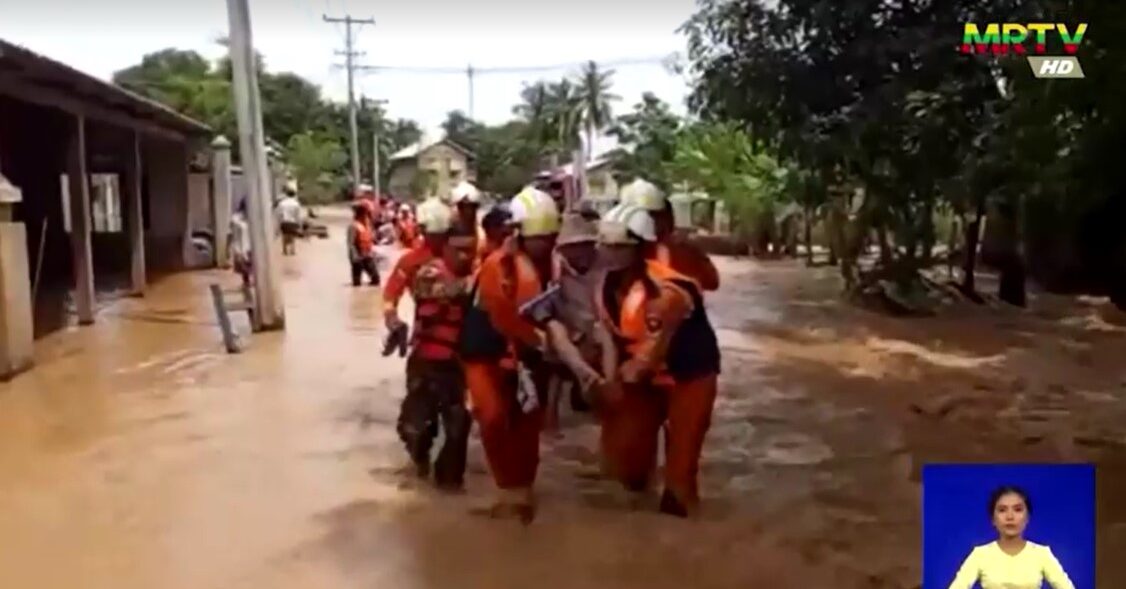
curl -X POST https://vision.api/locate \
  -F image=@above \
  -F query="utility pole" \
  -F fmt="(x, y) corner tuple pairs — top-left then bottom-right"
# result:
(369, 99), (388, 196)
(227, 0), (285, 329)
(466, 64), (475, 119)
(323, 14), (375, 188)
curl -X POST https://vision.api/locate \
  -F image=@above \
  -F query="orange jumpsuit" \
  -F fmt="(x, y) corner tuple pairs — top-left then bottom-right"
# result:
(653, 240), (720, 292)
(462, 249), (547, 491)
(596, 260), (721, 515)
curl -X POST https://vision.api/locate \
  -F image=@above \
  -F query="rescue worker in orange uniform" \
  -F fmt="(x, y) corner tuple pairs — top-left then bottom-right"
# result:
(619, 179), (720, 292)
(395, 206), (422, 249)
(382, 197), (473, 490)
(450, 181), (485, 255)
(594, 202), (722, 518)
(347, 202), (380, 286)
(459, 186), (560, 522)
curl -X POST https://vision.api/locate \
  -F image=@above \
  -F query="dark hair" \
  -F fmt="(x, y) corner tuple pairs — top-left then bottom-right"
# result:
(989, 485), (1032, 516)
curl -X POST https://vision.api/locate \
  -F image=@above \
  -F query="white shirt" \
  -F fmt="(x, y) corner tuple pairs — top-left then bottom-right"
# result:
(948, 541), (1076, 589)
(229, 213), (251, 259)
(275, 197), (303, 224)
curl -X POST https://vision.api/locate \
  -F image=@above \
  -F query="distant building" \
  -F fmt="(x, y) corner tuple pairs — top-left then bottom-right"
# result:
(386, 136), (476, 200)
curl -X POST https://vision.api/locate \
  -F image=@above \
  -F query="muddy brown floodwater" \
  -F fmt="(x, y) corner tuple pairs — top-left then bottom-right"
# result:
(1, 207), (1124, 589)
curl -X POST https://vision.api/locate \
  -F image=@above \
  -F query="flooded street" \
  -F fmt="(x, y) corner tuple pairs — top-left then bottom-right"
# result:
(2, 209), (1125, 589)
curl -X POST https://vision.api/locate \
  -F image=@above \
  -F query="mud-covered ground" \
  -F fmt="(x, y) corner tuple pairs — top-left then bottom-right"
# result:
(1, 209), (1123, 589)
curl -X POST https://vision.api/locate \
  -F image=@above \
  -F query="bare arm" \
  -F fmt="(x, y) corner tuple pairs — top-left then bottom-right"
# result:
(545, 320), (603, 388)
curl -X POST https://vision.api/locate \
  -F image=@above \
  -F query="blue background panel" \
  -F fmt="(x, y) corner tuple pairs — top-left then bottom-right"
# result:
(922, 463), (1095, 589)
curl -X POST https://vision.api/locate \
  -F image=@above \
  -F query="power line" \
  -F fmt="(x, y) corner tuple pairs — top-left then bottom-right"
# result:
(323, 13), (375, 186)
(345, 55), (674, 76)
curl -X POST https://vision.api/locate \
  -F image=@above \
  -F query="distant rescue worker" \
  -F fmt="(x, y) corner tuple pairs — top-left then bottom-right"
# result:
(619, 179), (720, 292)
(382, 197), (472, 490)
(459, 186), (560, 522)
(275, 181), (304, 256)
(396, 205), (422, 249)
(346, 202), (380, 286)
(594, 203), (722, 518)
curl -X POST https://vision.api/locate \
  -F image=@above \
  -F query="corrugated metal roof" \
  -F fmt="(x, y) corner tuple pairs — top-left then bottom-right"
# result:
(0, 38), (210, 136)
(389, 135), (474, 161)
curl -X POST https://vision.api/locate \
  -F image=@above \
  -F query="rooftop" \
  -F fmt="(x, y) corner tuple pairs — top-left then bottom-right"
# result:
(0, 38), (210, 140)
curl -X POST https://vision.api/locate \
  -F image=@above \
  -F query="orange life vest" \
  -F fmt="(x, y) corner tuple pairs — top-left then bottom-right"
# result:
(409, 256), (468, 361)
(352, 220), (374, 254)
(597, 260), (720, 385)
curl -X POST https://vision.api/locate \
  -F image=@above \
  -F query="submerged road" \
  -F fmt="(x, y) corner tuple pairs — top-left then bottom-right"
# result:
(2, 208), (1124, 588)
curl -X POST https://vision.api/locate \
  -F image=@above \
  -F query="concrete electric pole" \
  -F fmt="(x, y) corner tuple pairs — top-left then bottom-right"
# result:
(323, 14), (375, 188)
(369, 98), (388, 196)
(226, 0), (285, 330)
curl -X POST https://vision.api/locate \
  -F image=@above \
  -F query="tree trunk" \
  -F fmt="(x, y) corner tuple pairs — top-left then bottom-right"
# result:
(877, 224), (892, 267)
(804, 208), (814, 266)
(961, 198), (986, 293)
(995, 198), (1027, 307)
(947, 215), (959, 279)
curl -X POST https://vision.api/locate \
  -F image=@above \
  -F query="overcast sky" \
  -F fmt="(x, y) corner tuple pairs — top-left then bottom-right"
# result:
(0, 0), (696, 146)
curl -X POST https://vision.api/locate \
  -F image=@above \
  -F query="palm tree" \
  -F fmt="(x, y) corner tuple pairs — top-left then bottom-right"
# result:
(574, 60), (620, 161)
(514, 80), (582, 157)
(545, 79), (583, 151)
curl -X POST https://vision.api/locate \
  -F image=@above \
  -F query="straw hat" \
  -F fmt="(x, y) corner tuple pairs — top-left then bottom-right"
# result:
(556, 212), (600, 246)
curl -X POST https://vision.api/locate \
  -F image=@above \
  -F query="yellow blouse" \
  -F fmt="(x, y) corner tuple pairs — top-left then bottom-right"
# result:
(948, 541), (1076, 589)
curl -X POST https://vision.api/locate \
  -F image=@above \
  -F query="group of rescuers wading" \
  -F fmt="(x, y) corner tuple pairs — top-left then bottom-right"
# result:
(352, 177), (722, 523)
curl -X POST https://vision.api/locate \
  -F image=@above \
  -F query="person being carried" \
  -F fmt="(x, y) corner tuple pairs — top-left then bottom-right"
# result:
(521, 208), (616, 432)
(346, 202), (380, 286)
(382, 197), (474, 491)
(594, 202), (722, 518)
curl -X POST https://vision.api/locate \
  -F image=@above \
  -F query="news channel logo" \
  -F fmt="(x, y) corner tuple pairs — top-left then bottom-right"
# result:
(922, 463), (1096, 589)
(960, 23), (1087, 79)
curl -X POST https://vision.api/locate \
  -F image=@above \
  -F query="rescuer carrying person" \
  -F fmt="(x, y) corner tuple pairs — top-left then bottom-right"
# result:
(458, 186), (560, 523)
(382, 197), (473, 491)
(594, 202), (722, 518)
(618, 178), (720, 292)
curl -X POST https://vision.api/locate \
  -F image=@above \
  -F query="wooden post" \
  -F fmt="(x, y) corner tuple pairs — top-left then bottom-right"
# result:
(67, 116), (95, 325)
(126, 131), (147, 295)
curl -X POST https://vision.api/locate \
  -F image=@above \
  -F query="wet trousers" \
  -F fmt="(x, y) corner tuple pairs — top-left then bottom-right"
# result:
(600, 373), (718, 513)
(464, 360), (547, 490)
(397, 355), (470, 487)
(350, 256), (380, 286)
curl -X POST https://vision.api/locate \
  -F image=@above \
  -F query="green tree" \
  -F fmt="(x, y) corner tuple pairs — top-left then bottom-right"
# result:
(574, 60), (620, 160)
(605, 92), (682, 190)
(668, 121), (788, 249)
(286, 131), (347, 203)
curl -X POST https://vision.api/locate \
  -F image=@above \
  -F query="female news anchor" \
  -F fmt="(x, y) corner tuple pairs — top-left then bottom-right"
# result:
(947, 486), (1076, 589)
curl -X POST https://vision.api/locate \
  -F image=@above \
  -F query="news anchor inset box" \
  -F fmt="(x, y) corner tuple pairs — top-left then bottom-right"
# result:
(922, 463), (1095, 589)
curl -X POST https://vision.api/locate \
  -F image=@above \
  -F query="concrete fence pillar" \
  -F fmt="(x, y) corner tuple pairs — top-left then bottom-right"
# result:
(0, 173), (34, 380)
(211, 136), (233, 268)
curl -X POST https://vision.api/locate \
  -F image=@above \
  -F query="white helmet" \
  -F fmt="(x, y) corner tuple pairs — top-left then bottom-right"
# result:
(599, 203), (657, 244)
(284, 179), (299, 195)
(509, 186), (560, 237)
(415, 197), (453, 234)
(451, 181), (481, 204)
(618, 178), (666, 212)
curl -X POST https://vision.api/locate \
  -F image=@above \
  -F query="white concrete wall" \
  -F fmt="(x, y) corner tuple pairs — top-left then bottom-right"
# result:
(0, 221), (34, 379)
